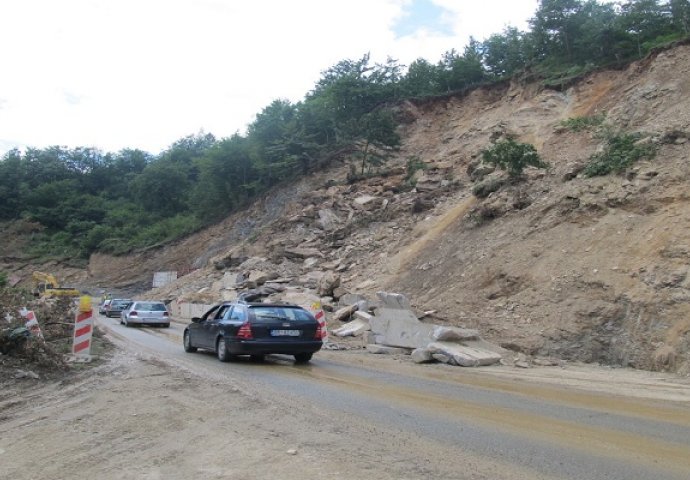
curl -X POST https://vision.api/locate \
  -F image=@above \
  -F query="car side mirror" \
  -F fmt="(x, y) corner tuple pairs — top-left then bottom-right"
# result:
(191, 317), (202, 323)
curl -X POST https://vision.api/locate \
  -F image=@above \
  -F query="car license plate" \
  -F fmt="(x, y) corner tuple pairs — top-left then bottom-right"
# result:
(271, 329), (300, 337)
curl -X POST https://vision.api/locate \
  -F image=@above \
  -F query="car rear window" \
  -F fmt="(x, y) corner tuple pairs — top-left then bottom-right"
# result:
(250, 306), (314, 323)
(134, 302), (167, 311)
(111, 300), (131, 307)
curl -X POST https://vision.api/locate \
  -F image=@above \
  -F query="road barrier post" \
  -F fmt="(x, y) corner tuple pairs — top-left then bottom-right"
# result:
(310, 302), (329, 343)
(19, 309), (43, 338)
(72, 296), (94, 356)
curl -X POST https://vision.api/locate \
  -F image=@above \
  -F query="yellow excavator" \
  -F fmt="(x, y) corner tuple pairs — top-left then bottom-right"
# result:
(31, 271), (80, 298)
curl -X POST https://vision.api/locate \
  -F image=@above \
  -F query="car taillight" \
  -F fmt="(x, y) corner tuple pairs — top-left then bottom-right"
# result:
(315, 324), (325, 340)
(130, 311), (138, 316)
(237, 323), (253, 339)
(163, 312), (169, 317)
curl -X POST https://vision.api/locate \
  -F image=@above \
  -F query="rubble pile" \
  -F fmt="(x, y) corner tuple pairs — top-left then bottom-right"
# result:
(0, 290), (83, 377)
(333, 291), (506, 367)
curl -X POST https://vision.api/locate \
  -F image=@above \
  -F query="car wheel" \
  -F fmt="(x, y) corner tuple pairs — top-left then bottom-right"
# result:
(294, 352), (313, 364)
(183, 330), (197, 353)
(216, 337), (230, 362)
(250, 354), (265, 362)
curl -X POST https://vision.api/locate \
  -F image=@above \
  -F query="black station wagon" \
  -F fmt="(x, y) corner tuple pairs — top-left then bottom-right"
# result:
(183, 301), (324, 363)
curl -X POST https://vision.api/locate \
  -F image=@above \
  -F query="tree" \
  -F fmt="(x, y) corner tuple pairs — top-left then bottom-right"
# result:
(247, 99), (312, 184)
(0, 149), (24, 220)
(483, 27), (530, 77)
(574, 1), (618, 64)
(670, 0), (690, 33)
(354, 109), (401, 175)
(482, 138), (548, 178)
(307, 54), (402, 172)
(437, 44), (486, 92)
(400, 58), (442, 96)
(530, 0), (625, 66)
(618, 0), (675, 57)
(131, 161), (191, 218)
(530, 0), (583, 62)
(191, 134), (256, 222)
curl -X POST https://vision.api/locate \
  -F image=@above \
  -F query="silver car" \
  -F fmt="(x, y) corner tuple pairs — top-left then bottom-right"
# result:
(121, 301), (170, 328)
(98, 299), (111, 315)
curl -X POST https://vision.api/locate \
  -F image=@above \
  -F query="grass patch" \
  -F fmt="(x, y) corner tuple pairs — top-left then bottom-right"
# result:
(559, 113), (606, 132)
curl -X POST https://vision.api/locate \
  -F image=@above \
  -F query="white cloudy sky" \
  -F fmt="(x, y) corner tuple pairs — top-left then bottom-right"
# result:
(0, 0), (538, 156)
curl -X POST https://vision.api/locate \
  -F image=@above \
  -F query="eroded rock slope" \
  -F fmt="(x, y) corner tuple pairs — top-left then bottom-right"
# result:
(86, 43), (690, 374)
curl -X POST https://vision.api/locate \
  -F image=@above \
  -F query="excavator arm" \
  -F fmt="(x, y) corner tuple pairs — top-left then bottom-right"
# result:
(31, 271), (80, 298)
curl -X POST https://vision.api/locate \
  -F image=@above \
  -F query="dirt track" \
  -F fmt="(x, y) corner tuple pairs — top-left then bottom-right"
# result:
(2, 317), (690, 480)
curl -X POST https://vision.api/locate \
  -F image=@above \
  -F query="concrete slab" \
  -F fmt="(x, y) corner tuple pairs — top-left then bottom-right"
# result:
(426, 342), (502, 367)
(332, 318), (371, 337)
(368, 307), (434, 349)
(376, 291), (411, 310)
(411, 348), (434, 363)
(432, 326), (479, 342)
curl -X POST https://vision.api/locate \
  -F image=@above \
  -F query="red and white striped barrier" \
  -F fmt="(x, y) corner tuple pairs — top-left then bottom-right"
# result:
(72, 296), (94, 356)
(310, 302), (329, 342)
(19, 309), (43, 338)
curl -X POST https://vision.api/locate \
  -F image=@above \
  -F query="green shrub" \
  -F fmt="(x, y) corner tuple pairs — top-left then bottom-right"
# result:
(583, 133), (657, 177)
(481, 138), (548, 178)
(0, 271), (7, 288)
(559, 114), (606, 132)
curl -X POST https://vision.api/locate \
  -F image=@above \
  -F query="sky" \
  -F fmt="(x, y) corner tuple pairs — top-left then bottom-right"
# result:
(0, 0), (539, 157)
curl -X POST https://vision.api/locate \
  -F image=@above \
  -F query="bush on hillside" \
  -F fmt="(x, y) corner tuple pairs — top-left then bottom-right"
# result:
(559, 114), (606, 132)
(481, 138), (548, 178)
(583, 133), (657, 177)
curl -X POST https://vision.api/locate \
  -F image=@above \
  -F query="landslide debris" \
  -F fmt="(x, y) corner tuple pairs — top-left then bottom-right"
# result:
(0, 288), (110, 385)
(8, 44), (690, 375)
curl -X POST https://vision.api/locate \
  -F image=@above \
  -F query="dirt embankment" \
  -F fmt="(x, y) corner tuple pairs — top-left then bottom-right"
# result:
(3, 45), (690, 375)
(384, 45), (690, 374)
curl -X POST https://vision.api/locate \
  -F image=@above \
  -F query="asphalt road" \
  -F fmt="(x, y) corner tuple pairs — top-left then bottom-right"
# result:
(97, 314), (690, 480)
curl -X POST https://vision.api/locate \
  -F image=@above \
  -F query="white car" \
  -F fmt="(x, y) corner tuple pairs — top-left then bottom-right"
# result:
(120, 301), (170, 328)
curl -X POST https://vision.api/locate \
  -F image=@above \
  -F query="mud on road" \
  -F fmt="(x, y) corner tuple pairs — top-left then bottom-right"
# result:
(2, 322), (690, 480)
